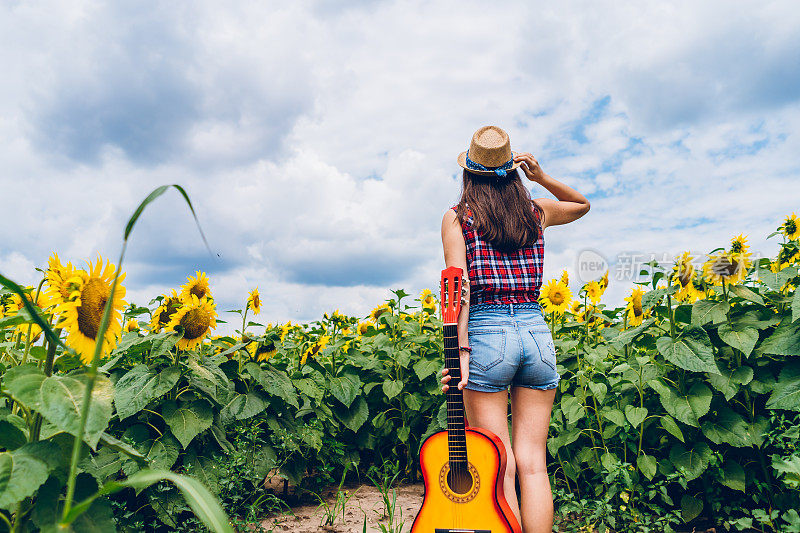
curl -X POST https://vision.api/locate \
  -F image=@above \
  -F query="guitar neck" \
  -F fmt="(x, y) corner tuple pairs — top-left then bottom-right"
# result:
(443, 323), (467, 468)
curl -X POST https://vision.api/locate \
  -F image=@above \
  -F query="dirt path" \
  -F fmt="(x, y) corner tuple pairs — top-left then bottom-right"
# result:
(262, 483), (423, 533)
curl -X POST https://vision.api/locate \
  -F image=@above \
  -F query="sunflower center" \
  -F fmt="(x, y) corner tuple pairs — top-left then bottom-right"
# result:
(731, 242), (744, 254)
(180, 308), (211, 340)
(190, 285), (207, 299)
(786, 220), (797, 234)
(76, 278), (108, 340)
(678, 265), (693, 287)
(252, 295), (260, 308)
(551, 290), (565, 306)
(158, 299), (182, 325)
(714, 257), (740, 277)
(633, 299), (643, 317)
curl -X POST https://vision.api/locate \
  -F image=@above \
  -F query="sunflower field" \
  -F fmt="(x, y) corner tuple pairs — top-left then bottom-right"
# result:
(0, 187), (799, 532)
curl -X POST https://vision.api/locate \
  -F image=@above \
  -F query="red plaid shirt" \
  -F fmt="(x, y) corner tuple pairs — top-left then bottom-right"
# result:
(453, 204), (545, 306)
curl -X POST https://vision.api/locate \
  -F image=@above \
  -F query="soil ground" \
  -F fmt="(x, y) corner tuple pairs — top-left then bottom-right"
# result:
(260, 482), (422, 532)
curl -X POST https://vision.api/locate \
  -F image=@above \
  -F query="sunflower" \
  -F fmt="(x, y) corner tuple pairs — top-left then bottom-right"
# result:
(560, 269), (569, 286)
(247, 287), (261, 315)
(44, 252), (77, 308)
(301, 334), (330, 365)
(584, 280), (603, 305)
(6, 287), (51, 342)
(247, 339), (277, 362)
(702, 252), (748, 286)
(180, 271), (212, 302)
(280, 322), (292, 342)
(124, 318), (140, 332)
(781, 213), (799, 241)
(165, 294), (218, 351)
(369, 303), (390, 322)
(149, 289), (183, 333)
(420, 289), (437, 313)
(624, 286), (647, 327)
(672, 252), (694, 287)
(539, 279), (572, 315)
(570, 301), (583, 316)
(55, 256), (127, 364)
(357, 321), (370, 335)
(600, 270), (609, 290)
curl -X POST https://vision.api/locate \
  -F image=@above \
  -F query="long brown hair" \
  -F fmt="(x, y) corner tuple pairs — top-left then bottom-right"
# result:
(455, 169), (544, 253)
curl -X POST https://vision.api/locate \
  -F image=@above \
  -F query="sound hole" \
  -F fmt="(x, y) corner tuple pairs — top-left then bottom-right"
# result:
(446, 465), (474, 494)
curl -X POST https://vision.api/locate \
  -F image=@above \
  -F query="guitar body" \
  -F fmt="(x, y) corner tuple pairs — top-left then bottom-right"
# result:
(411, 267), (522, 533)
(412, 427), (521, 533)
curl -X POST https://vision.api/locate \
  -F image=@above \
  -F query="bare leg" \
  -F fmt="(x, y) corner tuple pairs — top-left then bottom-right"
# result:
(511, 386), (556, 533)
(463, 388), (521, 526)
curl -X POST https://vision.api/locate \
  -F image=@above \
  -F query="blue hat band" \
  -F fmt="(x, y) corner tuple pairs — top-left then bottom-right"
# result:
(465, 150), (514, 177)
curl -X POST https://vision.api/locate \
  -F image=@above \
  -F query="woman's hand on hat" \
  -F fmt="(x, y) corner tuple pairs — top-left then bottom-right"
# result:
(515, 152), (545, 183)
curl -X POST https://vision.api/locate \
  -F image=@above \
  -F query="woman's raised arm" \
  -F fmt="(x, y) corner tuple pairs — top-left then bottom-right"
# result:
(514, 152), (590, 229)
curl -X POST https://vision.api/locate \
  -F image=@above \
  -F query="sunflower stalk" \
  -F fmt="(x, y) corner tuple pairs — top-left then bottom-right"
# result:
(61, 241), (127, 524)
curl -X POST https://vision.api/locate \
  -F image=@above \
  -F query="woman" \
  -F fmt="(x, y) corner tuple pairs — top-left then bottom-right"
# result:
(440, 125), (590, 532)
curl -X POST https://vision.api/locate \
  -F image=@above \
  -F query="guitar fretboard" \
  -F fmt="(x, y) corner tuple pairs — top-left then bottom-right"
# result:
(443, 324), (468, 471)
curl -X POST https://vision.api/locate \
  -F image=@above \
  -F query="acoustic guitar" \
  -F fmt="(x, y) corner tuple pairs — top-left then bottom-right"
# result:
(411, 266), (522, 533)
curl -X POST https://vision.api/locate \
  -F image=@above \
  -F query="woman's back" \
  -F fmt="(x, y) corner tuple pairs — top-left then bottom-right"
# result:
(454, 203), (545, 307)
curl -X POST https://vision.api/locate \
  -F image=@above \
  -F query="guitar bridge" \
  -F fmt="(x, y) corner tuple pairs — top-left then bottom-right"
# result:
(435, 530), (491, 533)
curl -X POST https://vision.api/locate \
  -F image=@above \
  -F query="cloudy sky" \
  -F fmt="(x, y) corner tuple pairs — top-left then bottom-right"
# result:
(2, 0), (799, 336)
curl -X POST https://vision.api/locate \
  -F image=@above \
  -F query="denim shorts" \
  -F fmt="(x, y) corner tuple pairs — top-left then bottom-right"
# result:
(464, 302), (561, 392)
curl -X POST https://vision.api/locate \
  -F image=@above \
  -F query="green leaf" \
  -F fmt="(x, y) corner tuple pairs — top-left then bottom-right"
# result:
(681, 494), (703, 523)
(412, 358), (440, 381)
(691, 299), (730, 326)
(766, 361), (800, 411)
(220, 392), (267, 422)
(758, 263), (798, 291)
(587, 382), (607, 404)
(793, 289), (800, 323)
(98, 432), (146, 463)
(339, 397), (369, 433)
(0, 451), (49, 510)
(701, 405), (751, 447)
(382, 379), (403, 400)
(187, 452), (222, 495)
(561, 395), (586, 426)
(637, 453), (657, 480)
(162, 400), (213, 449)
(610, 317), (656, 348)
(656, 328), (719, 374)
(188, 358), (235, 405)
(39, 373), (114, 449)
(708, 364), (753, 401)
(718, 323), (758, 356)
(80, 447), (124, 485)
(66, 468), (233, 532)
(600, 407), (626, 427)
(3, 363), (46, 409)
(114, 364), (181, 420)
(625, 406), (648, 428)
(772, 455), (800, 488)
(729, 284), (765, 305)
(246, 363), (298, 408)
(650, 381), (712, 427)
(146, 432), (181, 470)
(721, 459), (746, 491)
(759, 320), (800, 356)
(329, 374), (362, 408)
(669, 442), (712, 481)
(0, 419), (27, 451)
(660, 415), (684, 442)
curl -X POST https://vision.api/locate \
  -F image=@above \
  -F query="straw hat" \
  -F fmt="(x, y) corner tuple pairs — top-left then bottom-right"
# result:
(457, 125), (522, 177)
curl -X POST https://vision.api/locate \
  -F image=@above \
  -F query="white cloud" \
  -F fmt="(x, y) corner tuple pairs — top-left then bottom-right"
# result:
(1, 0), (799, 337)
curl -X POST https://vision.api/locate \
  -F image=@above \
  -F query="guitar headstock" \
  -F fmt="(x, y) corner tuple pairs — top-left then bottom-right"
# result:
(440, 267), (466, 325)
